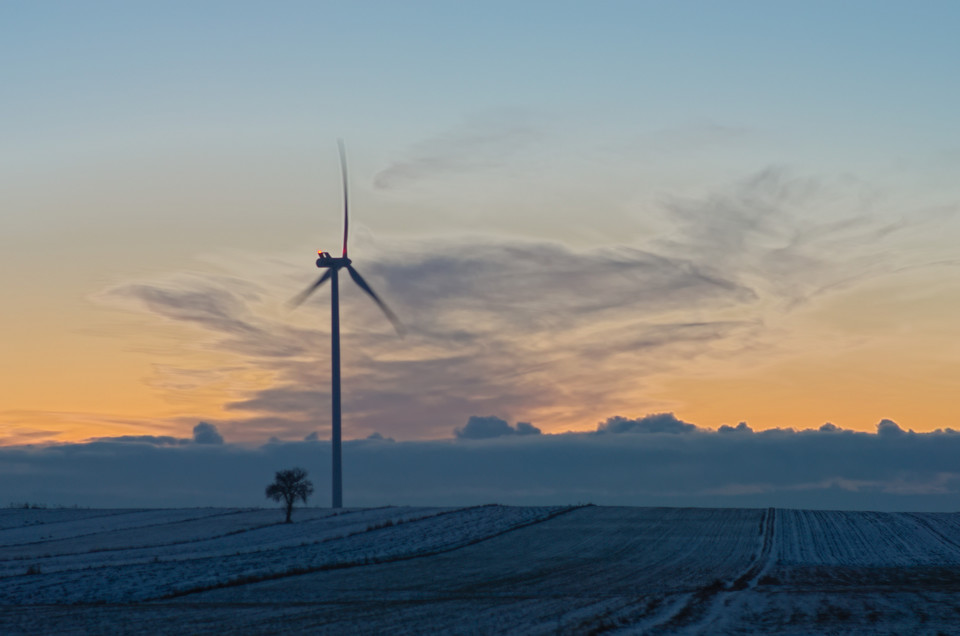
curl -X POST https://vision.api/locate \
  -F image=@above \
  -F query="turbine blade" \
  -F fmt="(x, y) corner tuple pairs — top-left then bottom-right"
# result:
(338, 139), (349, 258)
(346, 265), (405, 335)
(288, 270), (333, 308)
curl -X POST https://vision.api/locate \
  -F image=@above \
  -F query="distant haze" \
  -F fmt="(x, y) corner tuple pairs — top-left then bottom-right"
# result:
(6, 416), (960, 512)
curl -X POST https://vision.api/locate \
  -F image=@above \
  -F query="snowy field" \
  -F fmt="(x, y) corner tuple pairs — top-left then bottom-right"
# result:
(2, 505), (960, 634)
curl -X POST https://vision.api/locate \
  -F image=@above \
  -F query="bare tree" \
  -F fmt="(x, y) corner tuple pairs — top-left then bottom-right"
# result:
(265, 467), (314, 523)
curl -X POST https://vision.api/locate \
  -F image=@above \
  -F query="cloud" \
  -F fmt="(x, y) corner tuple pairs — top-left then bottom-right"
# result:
(7, 419), (960, 511)
(86, 422), (224, 446)
(876, 418), (910, 437)
(597, 413), (697, 434)
(0, 429), (70, 446)
(656, 168), (954, 308)
(374, 241), (753, 328)
(455, 416), (542, 440)
(91, 435), (186, 446)
(104, 278), (312, 359)
(719, 422), (754, 434)
(90, 168), (957, 444)
(115, 283), (256, 334)
(374, 114), (542, 189)
(226, 388), (327, 415)
(639, 121), (755, 153)
(193, 422), (224, 444)
(515, 422), (540, 435)
(103, 236), (757, 442)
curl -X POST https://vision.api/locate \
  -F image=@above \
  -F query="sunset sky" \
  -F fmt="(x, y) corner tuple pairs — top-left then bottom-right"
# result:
(4, 0), (960, 459)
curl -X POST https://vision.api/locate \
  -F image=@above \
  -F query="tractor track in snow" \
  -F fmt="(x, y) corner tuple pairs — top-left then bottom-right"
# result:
(636, 507), (777, 634)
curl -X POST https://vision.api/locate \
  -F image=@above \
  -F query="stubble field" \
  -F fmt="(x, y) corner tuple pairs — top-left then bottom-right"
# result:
(2, 504), (960, 634)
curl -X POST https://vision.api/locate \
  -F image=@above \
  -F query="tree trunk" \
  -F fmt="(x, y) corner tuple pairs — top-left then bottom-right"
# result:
(285, 501), (293, 523)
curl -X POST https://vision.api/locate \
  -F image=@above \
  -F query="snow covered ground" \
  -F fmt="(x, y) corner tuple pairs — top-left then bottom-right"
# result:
(2, 505), (960, 634)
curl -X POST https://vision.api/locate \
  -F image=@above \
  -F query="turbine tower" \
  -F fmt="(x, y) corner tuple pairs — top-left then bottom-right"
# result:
(290, 140), (402, 508)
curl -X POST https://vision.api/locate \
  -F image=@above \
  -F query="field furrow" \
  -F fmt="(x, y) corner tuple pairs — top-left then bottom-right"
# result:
(184, 506), (765, 633)
(0, 505), (567, 604)
(774, 509), (960, 567)
(3, 506), (960, 634)
(0, 507), (437, 574)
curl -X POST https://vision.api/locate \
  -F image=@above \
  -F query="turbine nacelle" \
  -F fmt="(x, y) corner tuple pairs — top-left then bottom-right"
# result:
(316, 251), (352, 269)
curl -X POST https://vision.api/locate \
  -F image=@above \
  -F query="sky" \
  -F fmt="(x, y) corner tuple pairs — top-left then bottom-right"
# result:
(3, 2), (960, 507)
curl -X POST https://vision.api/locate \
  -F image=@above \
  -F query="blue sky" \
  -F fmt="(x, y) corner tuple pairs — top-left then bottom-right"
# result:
(3, 0), (960, 499)
(9, 1), (959, 171)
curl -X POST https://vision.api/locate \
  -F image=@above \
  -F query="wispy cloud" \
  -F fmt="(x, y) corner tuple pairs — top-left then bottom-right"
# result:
(374, 113), (542, 189)
(106, 279), (315, 359)
(97, 236), (758, 441)
(657, 168), (956, 308)
(84, 168), (958, 443)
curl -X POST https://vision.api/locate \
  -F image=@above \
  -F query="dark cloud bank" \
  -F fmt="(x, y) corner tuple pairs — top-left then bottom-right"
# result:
(6, 416), (960, 512)
(455, 416), (541, 439)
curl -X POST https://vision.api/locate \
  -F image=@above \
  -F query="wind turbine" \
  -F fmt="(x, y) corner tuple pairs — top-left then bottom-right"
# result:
(290, 140), (403, 509)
